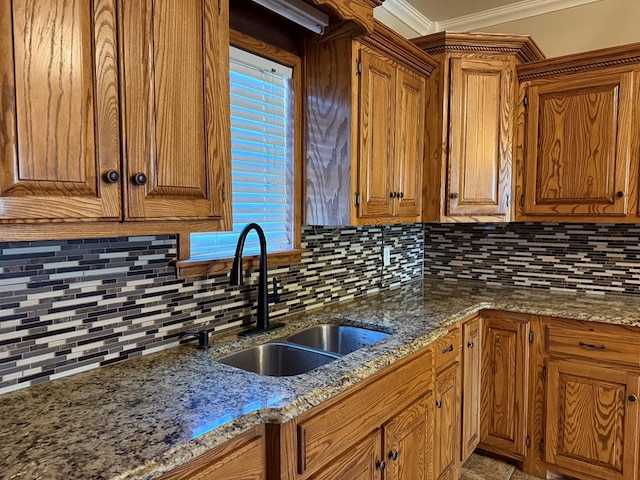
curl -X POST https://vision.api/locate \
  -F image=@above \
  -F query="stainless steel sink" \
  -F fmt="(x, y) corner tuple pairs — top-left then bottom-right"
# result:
(217, 342), (338, 376)
(286, 324), (390, 355)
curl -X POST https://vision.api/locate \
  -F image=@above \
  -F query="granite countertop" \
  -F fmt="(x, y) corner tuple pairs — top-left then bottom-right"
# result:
(2, 279), (640, 480)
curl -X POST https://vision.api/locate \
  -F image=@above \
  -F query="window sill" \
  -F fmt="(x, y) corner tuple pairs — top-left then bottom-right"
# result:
(174, 248), (308, 279)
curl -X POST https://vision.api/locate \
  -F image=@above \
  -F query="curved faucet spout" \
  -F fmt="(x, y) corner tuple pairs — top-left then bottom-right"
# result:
(229, 223), (284, 335)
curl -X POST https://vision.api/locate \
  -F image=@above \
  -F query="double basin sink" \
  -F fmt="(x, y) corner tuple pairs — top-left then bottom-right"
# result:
(217, 324), (390, 377)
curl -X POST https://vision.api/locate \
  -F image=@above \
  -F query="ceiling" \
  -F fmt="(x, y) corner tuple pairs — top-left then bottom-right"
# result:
(406, 0), (525, 22)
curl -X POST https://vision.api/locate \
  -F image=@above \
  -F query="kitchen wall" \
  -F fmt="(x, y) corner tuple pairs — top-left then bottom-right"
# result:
(0, 224), (423, 394)
(424, 222), (640, 295)
(476, 0), (640, 57)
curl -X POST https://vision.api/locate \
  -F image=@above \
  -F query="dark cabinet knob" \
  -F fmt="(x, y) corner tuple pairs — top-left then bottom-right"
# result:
(389, 192), (397, 198)
(376, 460), (386, 471)
(388, 450), (398, 461)
(617, 191), (625, 198)
(442, 344), (454, 354)
(435, 400), (442, 408)
(630, 395), (638, 402)
(467, 341), (474, 348)
(103, 170), (120, 183)
(398, 192), (404, 199)
(133, 172), (148, 185)
(450, 193), (459, 199)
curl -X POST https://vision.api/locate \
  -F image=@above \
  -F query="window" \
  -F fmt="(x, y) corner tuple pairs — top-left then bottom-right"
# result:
(190, 44), (298, 261)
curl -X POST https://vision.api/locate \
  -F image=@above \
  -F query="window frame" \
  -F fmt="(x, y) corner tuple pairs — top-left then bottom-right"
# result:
(176, 30), (304, 278)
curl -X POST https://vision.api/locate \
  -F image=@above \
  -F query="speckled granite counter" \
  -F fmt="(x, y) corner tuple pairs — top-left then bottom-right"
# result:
(2, 279), (640, 480)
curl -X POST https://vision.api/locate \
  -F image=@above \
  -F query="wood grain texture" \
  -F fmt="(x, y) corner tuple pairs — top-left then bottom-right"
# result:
(434, 362), (461, 480)
(394, 67), (425, 219)
(447, 57), (514, 217)
(413, 32), (545, 64)
(304, 38), (355, 226)
(119, 0), (230, 221)
(0, 0), (121, 221)
(480, 311), (530, 460)
(434, 326), (461, 373)
(545, 319), (640, 368)
(384, 395), (428, 480)
(357, 47), (395, 219)
(159, 425), (265, 480)
(308, 429), (382, 480)
(315, 0), (377, 35)
(295, 347), (432, 478)
(521, 70), (635, 217)
(461, 315), (483, 463)
(544, 360), (640, 480)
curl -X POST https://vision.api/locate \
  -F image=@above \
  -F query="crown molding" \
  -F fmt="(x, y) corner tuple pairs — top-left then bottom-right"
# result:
(436, 0), (603, 32)
(376, 0), (603, 38)
(375, 0), (434, 37)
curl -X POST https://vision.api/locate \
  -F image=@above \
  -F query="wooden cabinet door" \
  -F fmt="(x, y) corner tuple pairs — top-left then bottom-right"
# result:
(480, 312), (529, 458)
(119, 0), (230, 221)
(159, 426), (265, 480)
(394, 68), (425, 218)
(384, 395), (428, 480)
(0, 0), (121, 222)
(357, 47), (395, 219)
(545, 360), (640, 480)
(434, 363), (461, 480)
(461, 315), (482, 462)
(522, 71), (634, 217)
(310, 429), (382, 480)
(447, 57), (514, 217)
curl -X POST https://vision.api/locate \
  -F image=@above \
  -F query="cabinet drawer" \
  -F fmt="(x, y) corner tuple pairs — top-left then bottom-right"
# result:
(296, 347), (432, 477)
(546, 322), (640, 368)
(434, 327), (461, 372)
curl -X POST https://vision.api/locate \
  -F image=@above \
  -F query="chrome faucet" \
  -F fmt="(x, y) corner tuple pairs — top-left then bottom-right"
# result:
(230, 223), (284, 335)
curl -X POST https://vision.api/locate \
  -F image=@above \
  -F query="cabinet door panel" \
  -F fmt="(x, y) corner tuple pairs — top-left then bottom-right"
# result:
(434, 363), (460, 480)
(394, 68), (424, 218)
(384, 395), (428, 480)
(310, 430), (382, 480)
(0, 0), (121, 221)
(523, 72), (633, 216)
(545, 360), (640, 480)
(358, 47), (395, 218)
(120, 0), (229, 220)
(447, 58), (513, 217)
(461, 315), (482, 462)
(480, 313), (529, 458)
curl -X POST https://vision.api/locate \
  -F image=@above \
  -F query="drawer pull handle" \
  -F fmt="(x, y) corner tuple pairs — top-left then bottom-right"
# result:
(442, 344), (454, 354)
(388, 450), (398, 461)
(629, 395), (638, 402)
(376, 460), (386, 471)
(467, 341), (474, 348)
(435, 400), (442, 408)
(579, 341), (606, 350)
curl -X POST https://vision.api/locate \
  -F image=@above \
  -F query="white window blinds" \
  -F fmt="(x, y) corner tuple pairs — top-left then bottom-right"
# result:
(190, 47), (295, 260)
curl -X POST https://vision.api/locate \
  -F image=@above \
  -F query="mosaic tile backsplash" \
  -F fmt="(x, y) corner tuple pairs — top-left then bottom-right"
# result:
(424, 223), (640, 295)
(0, 224), (423, 394)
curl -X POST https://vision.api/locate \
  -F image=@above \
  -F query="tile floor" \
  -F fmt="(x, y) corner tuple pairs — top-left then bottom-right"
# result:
(461, 454), (544, 480)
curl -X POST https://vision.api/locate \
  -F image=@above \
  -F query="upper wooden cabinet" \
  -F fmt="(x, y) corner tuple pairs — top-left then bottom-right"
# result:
(413, 32), (544, 223)
(0, 0), (231, 237)
(516, 43), (640, 222)
(119, 0), (229, 222)
(0, 0), (121, 223)
(305, 21), (435, 226)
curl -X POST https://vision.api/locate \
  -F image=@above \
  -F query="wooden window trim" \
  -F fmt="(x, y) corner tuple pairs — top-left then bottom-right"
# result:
(176, 30), (304, 277)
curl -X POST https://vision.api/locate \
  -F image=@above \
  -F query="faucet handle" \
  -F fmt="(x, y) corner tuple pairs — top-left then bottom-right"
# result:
(267, 277), (281, 303)
(179, 329), (214, 349)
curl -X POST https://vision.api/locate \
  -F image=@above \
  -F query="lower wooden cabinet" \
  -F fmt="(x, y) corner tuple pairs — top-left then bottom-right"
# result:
(434, 362), (461, 480)
(159, 425), (266, 480)
(480, 311), (530, 459)
(544, 360), (640, 480)
(461, 315), (482, 462)
(311, 429), (383, 480)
